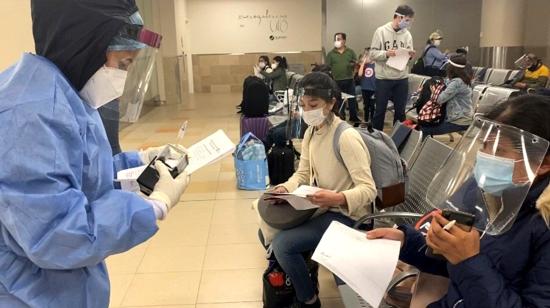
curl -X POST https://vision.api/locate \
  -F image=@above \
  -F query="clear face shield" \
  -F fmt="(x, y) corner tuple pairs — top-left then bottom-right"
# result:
(426, 117), (549, 235)
(96, 24), (162, 123)
(514, 54), (534, 70)
(286, 88), (334, 139)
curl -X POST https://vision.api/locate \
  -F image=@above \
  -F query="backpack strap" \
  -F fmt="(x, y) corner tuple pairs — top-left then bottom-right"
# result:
(332, 122), (354, 167)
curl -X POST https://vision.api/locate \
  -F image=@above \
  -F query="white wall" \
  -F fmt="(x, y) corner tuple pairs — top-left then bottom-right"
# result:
(187, 0), (322, 54)
(0, 1), (34, 71)
(524, 0), (550, 62)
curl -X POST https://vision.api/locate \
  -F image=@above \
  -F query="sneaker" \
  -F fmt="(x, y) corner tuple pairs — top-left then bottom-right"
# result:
(291, 297), (321, 308)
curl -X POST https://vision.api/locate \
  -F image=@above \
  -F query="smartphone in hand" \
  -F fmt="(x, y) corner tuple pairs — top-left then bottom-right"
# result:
(425, 210), (476, 260)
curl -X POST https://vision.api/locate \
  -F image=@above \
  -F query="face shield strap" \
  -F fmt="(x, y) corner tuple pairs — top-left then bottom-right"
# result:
(120, 24), (163, 48)
(297, 88), (334, 101)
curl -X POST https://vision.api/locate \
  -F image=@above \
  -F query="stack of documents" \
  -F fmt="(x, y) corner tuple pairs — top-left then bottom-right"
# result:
(312, 221), (401, 307)
(264, 185), (324, 210)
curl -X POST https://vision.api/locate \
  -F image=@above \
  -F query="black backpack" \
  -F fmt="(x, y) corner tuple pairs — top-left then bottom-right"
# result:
(267, 141), (296, 185)
(411, 45), (436, 75)
(262, 257), (319, 308)
(409, 76), (445, 114)
(242, 76), (270, 117)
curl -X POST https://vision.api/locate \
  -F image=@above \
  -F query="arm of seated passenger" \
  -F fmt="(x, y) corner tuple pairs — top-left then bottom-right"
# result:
(280, 130), (313, 192)
(398, 224), (449, 277)
(337, 130), (377, 219)
(431, 47), (448, 61)
(447, 228), (550, 307)
(435, 79), (460, 104)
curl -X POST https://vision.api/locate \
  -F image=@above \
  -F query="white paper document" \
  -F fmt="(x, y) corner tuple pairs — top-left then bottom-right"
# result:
(116, 130), (235, 192)
(386, 48), (412, 72)
(264, 185), (322, 210)
(186, 129), (235, 174)
(116, 165), (147, 192)
(312, 222), (401, 308)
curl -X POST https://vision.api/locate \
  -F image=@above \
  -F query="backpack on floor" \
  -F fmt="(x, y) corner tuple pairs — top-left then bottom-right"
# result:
(267, 140), (296, 186)
(262, 253), (319, 308)
(333, 122), (407, 209)
(242, 76), (270, 117)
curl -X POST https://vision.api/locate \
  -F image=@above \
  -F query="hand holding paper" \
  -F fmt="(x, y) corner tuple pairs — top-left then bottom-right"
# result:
(264, 185), (324, 210)
(312, 222), (401, 307)
(387, 48), (413, 71)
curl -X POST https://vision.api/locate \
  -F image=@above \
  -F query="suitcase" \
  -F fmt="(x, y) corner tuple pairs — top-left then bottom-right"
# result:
(267, 141), (296, 185)
(241, 116), (271, 145)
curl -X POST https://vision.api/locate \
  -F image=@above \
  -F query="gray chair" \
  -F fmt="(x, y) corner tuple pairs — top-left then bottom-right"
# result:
(482, 68), (494, 84)
(472, 84), (490, 111)
(476, 86), (519, 115)
(388, 137), (453, 223)
(486, 69), (512, 86)
(408, 74), (429, 97)
(335, 137), (454, 308)
(288, 74), (304, 91)
(399, 129), (423, 166)
(472, 66), (483, 77)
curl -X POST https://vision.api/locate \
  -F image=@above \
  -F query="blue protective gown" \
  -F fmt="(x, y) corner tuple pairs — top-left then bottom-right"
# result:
(0, 53), (159, 307)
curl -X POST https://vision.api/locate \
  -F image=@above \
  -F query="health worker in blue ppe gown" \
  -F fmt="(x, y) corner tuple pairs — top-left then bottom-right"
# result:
(0, 1), (190, 307)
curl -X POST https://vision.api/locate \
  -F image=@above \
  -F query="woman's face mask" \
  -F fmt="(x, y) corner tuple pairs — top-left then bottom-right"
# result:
(474, 152), (517, 196)
(80, 66), (128, 109)
(300, 95), (332, 127)
(259, 61), (266, 69)
(302, 107), (327, 127)
(433, 39), (442, 47)
(272, 62), (279, 70)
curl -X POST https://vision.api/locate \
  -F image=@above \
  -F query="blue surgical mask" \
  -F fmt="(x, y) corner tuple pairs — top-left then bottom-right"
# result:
(473, 151), (516, 196)
(399, 19), (411, 30)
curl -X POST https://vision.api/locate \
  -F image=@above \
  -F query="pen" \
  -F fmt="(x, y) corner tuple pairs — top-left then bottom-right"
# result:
(443, 220), (456, 231)
(417, 220), (457, 253)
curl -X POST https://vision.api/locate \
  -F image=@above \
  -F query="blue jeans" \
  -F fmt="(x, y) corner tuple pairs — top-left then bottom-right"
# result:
(361, 90), (376, 123)
(373, 78), (409, 130)
(271, 212), (356, 302)
(336, 79), (359, 121)
(420, 121), (469, 138)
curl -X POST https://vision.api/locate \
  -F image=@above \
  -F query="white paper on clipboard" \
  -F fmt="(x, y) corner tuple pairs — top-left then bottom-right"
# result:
(387, 48), (412, 71)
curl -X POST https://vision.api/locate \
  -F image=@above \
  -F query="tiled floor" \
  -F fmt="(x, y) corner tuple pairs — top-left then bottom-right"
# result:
(107, 93), (346, 307)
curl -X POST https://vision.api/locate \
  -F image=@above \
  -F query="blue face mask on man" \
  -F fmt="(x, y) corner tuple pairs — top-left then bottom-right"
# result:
(474, 151), (517, 196)
(399, 18), (411, 30)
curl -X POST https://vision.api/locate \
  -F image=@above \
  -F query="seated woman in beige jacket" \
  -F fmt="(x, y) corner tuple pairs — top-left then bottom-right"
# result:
(270, 72), (376, 308)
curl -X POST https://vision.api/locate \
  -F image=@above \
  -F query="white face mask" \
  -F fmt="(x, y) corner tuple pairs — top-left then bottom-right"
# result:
(80, 66), (128, 109)
(433, 40), (442, 47)
(272, 63), (279, 70)
(259, 62), (266, 69)
(303, 107), (327, 127)
(334, 40), (343, 49)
